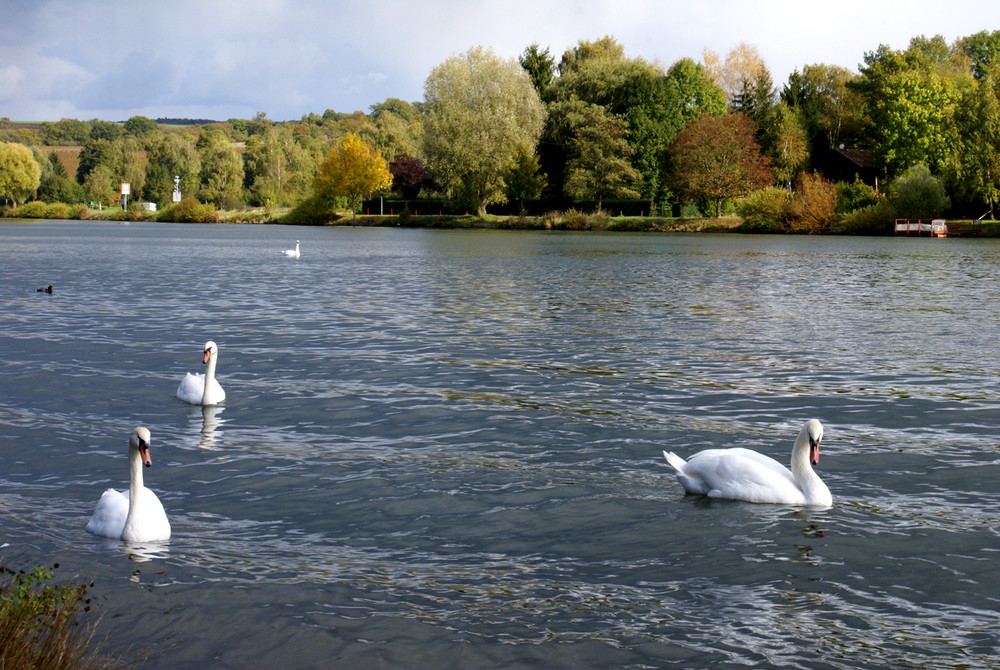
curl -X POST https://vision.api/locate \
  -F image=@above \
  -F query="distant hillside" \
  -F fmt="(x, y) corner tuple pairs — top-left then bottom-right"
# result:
(155, 118), (220, 126)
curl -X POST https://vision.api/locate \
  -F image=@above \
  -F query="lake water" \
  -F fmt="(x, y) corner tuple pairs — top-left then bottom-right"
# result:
(2, 220), (1000, 669)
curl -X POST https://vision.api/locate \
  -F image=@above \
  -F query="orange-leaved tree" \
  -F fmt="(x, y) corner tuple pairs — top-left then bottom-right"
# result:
(314, 133), (392, 220)
(668, 112), (773, 217)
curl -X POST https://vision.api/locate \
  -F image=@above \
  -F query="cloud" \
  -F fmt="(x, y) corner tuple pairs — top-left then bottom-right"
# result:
(2, 0), (1000, 121)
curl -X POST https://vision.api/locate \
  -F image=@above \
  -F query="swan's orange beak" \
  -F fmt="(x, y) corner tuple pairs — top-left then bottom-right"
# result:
(139, 443), (152, 468)
(810, 443), (820, 465)
(202, 349), (211, 364)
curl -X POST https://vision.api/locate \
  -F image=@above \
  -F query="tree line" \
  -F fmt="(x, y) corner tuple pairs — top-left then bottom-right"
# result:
(3, 30), (1000, 232)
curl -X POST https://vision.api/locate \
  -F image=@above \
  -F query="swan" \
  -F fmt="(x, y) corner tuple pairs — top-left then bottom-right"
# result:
(283, 240), (300, 258)
(86, 427), (171, 542)
(176, 340), (226, 406)
(663, 419), (832, 506)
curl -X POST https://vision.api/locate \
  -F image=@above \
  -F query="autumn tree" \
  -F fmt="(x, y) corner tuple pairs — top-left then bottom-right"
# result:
(389, 153), (431, 200)
(703, 42), (769, 108)
(423, 46), (545, 216)
(0, 142), (41, 207)
(668, 112), (773, 217)
(314, 132), (392, 219)
(563, 106), (640, 210)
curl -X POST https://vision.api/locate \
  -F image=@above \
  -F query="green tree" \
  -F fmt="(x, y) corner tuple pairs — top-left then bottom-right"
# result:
(544, 43), (687, 202)
(145, 133), (201, 206)
(38, 118), (90, 145)
(558, 35), (626, 75)
(36, 151), (84, 203)
(0, 142), (41, 207)
(851, 44), (961, 176)
(83, 164), (115, 208)
(198, 137), (244, 209)
(783, 64), (866, 154)
(423, 46), (545, 216)
(891, 163), (949, 219)
(563, 105), (641, 210)
(314, 132), (392, 219)
(243, 125), (315, 206)
(505, 145), (547, 212)
(668, 112), (773, 217)
(88, 119), (124, 141)
(948, 71), (1000, 216)
(664, 58), (726, 124)
(769, 103), (809, 186)
(519, 43), (556, 94)
(123, 115), (159, 137)
(960, 30), (1000, 80)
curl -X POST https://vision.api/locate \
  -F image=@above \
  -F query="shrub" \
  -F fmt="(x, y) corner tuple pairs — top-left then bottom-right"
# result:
(156, 197), (218, 223)
(736, 187), (791, 232)
(68, 204), (89, 220)
(43, 202), (70, 219)
(281, 196), (340, 225)
(839, 198), (897, 235)
(12, 201), (48, 218)
(891, 164), (949, 220)
(836, 175), (879, 215)
(787, 173), (837, 233)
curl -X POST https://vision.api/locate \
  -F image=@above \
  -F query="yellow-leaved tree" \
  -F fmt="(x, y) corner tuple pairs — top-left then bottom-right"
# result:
(314, 133), (392, 220)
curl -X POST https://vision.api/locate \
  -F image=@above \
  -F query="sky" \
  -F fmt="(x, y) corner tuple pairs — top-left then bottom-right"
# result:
(2, 0), (998, 123)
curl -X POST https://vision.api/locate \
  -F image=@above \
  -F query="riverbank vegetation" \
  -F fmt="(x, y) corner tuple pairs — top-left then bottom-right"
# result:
(4, 30), (1000, 235)
(0, 563), (136, 669)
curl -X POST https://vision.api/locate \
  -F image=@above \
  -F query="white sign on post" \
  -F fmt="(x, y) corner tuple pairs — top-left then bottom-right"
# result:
(121, 183), (130, 195)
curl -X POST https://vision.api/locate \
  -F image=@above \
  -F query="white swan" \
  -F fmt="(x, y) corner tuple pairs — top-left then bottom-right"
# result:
(86, 427), (171, 542)
(176, 340), (226, 406)
(283, 240), (300, 258)
(663, 419), (832, 506)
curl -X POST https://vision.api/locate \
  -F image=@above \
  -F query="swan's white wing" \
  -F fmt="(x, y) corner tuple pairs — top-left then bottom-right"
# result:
(86, 489), (129, 538)
(177, 372), (204, 405)
(676, 448), (807, 505)
(121, 487), (171, 542)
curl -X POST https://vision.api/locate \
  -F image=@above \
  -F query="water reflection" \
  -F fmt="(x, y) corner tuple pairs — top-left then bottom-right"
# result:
(198, 405), (225, 450)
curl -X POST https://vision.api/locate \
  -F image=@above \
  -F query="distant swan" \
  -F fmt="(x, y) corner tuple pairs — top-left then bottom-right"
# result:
(663, 419), (832, 506)
(283, 240), (300, 258)
(86, 427), (171, 542)
(176, 340), (226, 405)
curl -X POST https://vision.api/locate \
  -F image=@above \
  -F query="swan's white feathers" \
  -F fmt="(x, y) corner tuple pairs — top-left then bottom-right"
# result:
(176, 340), (225, 405)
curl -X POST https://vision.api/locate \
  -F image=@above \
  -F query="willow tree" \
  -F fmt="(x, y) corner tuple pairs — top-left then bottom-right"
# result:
(0, 142), (41, 207)
(423, 46), (545, 217)
(314, 133), (392, 219)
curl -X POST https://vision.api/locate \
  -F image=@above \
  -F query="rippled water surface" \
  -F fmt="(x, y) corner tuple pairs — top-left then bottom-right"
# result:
(2, 220), (1000, 668)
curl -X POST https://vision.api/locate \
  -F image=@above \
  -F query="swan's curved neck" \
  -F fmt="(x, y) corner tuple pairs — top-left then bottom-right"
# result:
(128, 445), (145, 498)
(204, 353), (217, 397)
(790, 432), (829, 503)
